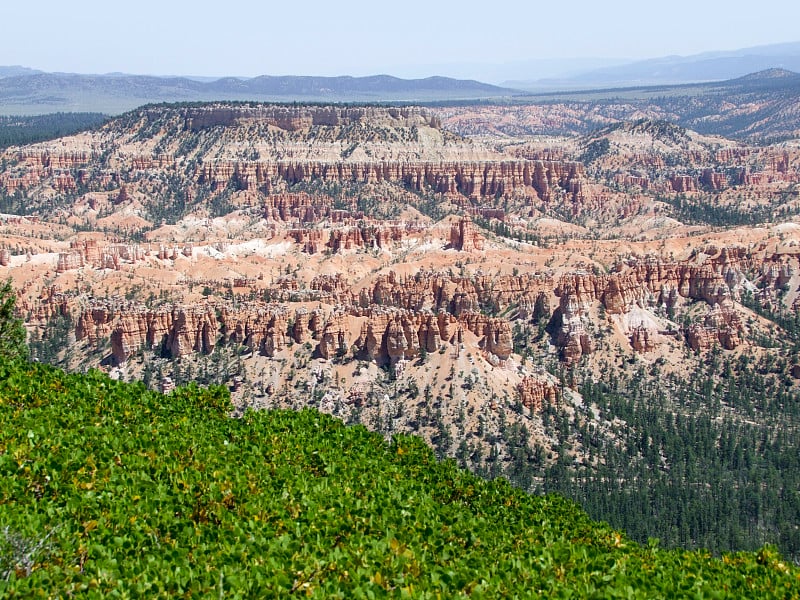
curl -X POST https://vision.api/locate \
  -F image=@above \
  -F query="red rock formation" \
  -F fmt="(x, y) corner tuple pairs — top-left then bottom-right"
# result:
(466, 207), (505, 221)
(530, 160), (585, 203)
(738, 169), (766, 186)
(56, 251), (85, 273)
(292, 222), (422, 254)
(354, 270), (552, 316)
(630, 327), (656, 353)
(551, 248), (771, 318)
(0, 173), (40, 193)
(715, 148), (752, 163)
(328, 224), (403, 253)
(687, 301), (743, 351)
(102, 303), (295, 361)
(115, 186), (130, 204)
(292, 308), (312, 343)
(317, 311), (349, 359)
(262, 193), (333, 223)
(458, 313), (514, 360)
(64, 244), (789, 367)
(385, 317), (413, 362)
(349, 309), (462, 364)
(310, 274), (349, 296)
(107, 244), (147, 263)
(354, 311), (392, 362)
(551, 288), (594, 364)
(77, 302), (218, 363)
(56, 240), (146, 272)
(75, 305), (116, 347)
(700, 169), (727, 190)
(544, 248), (779, 359)
(130, 155), (175, 170)
(17, 150), (94, 169)
(614, 174), (650, 189)
(157, 244), (189, 260)
(22, 288), (74, 325)
(290, 229), (327, 254)
(517, 377), (558, 411)
(760, 262), (793, 289)
(110, 311), (151, 362)
(484, 318), (513, 360)
(669, 175), (697, 193)
(195, 159), (581, 203)
(182, 105), (439, 132)
(687, 326), (718, 352)
(80, 240), (101, 265)
(219, 304), (288, 356)
(773, 151), (790, 174)
(450, 216), (485, 251)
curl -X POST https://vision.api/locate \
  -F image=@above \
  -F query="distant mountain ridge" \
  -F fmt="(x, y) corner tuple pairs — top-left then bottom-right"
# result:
(732, 67), (800, 81)
(506, 41), (800, 90)
(0, 71), (519, 116)
(5, 40), (800, 112)
(438, 69), (800, 142)
(0, 66), (42, 78)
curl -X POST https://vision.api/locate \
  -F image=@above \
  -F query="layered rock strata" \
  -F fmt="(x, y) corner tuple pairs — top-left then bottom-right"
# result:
(61, 246), (799, 365)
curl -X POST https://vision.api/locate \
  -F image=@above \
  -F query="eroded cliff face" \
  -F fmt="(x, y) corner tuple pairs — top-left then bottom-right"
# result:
(450, 216), (485, 251)
(687, 301), (743, 351)
(219, 304), (290, 356)
(1, 159), (589, 242)
(56, 240), (148, 273)
(74, 299), (517, 367)
(194, 159), (582, 202)
(291, 221), (424, 254)
(7, 102), (800, 502)
(0, 103), (602, 237)
(75, 303), (218, 363)
(545, 247), (792, 361)
(182, 105), (440, 132)
(64, 245), (796, 368)
(0, 150), (95, 194)
(330, 270), (553, 315)
(262, 193), (335, 223)
(518, 377), (559, 412)
(630, 327), (656, 353)
(553, 247), (760, 317)
(23, 287), (73, 325)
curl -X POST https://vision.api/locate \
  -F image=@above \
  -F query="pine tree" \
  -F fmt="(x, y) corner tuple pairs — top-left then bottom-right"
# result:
(0, 279), (27, 361)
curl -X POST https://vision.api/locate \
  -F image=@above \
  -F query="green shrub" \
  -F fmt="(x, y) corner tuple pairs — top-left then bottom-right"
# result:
(0, 361), (797, 597)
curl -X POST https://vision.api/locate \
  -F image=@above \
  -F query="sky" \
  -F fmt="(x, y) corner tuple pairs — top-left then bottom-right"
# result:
(4, 0), (800, 81)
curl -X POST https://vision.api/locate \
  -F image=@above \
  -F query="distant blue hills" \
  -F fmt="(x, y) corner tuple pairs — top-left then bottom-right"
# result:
(0, 71), (520, 116)
(505, 41), (800, 90)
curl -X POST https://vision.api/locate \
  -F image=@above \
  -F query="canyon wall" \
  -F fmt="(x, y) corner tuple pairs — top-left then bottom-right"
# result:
(196, 159), (584, 203)
(59, 246), (798, 366)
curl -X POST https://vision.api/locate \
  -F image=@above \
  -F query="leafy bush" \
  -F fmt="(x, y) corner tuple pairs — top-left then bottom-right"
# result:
(0, 360), (797, 597)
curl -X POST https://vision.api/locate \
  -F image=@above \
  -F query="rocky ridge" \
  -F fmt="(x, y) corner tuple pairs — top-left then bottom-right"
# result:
(39, 245), (796, 380)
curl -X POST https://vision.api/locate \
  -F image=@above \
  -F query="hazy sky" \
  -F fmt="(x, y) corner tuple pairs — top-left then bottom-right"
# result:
(5, 0), (799, 80)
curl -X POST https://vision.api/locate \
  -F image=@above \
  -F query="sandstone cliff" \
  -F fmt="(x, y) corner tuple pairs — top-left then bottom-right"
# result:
(517, 377), (559, 411)
(63, 245), (798, 366)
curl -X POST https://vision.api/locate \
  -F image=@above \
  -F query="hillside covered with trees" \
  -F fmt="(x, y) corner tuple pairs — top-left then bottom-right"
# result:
(0, 355), (798, 597)
(0, 114), (107, 150)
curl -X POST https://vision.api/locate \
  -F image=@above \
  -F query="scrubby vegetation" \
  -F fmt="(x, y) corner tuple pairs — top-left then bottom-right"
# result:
(0, 358), (798, 597)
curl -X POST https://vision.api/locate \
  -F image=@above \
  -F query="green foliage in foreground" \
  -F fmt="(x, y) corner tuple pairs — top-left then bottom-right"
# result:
(0, 280), (27, 362)
(0, 360), (798, 598)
